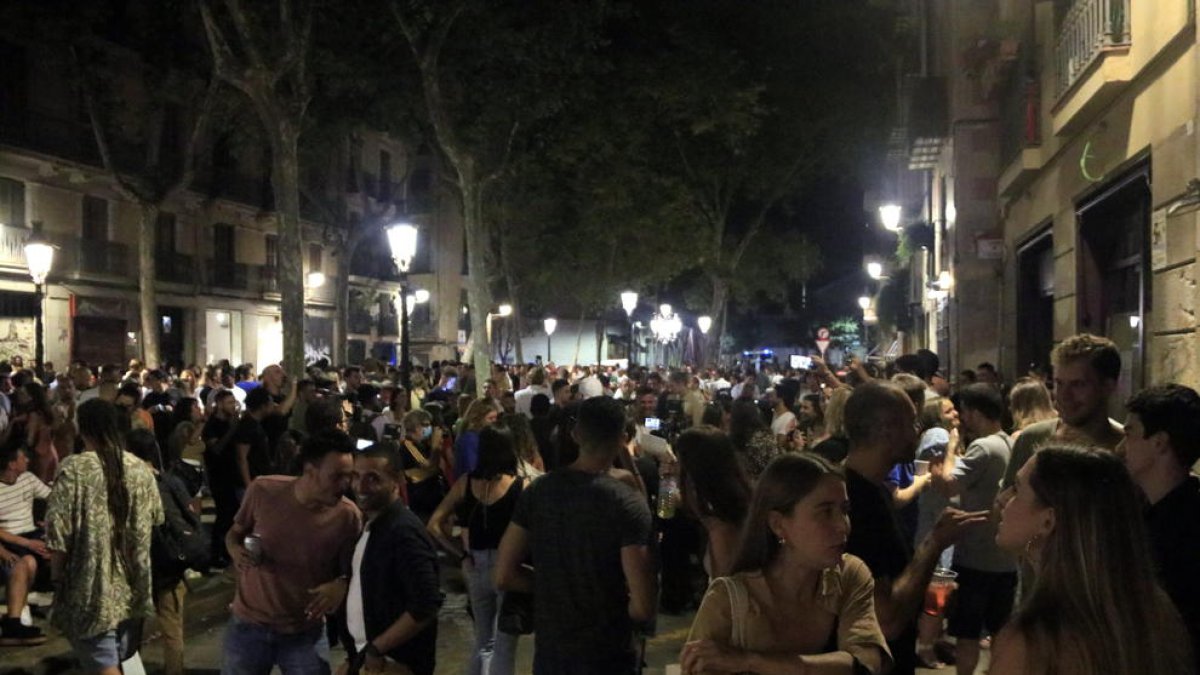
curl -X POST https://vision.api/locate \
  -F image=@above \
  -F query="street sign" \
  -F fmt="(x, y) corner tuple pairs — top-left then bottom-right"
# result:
(815, 326), (830, 355)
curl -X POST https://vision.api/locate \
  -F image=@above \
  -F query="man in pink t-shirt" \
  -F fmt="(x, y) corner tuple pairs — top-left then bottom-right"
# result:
(222, 430), (362, 674)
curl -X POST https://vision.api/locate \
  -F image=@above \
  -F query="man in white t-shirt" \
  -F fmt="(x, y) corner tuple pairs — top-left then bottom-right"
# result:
(768, 388), (798, 446)
(515, 367), (553, 418)
(0, 445), (51, 646)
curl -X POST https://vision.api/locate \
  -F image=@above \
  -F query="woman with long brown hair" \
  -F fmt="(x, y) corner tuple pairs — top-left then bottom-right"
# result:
(45, 399), (163, 675)
(675, 426), (751, 578)
(992, 445), (1194, 674)
(681, 454), (890, 674)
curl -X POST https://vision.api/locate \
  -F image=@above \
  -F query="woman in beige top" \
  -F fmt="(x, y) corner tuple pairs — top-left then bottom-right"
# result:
(681, 454), (891, 675)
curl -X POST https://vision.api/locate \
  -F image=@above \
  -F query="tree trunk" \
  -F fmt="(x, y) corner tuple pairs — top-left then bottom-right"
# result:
(708, 276), (729, 366)
(269, 122), (306, 376)
(499, 233), (524, 364)
(332, 252), (351, 366)
(462, 184), (494, 398)
(138, 203), (161, 368)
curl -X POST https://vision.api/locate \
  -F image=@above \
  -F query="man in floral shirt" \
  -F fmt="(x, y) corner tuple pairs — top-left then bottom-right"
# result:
(46, 399), (163, 673)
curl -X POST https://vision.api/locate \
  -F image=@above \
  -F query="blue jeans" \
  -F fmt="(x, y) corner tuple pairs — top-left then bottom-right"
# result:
(467, 548), (518, 675)
(532, 649), (638, 675)
(221, 615), (331, 675)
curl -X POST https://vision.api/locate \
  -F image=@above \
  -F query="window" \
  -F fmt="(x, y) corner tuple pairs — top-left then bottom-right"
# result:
(0, 177), (25, 228)
(308, 243), (322, 272)
(214, 223), (235, 262)
(155, 212), (176, 254)
(265, 234), (278, 269)
(81, 195), (109, 240)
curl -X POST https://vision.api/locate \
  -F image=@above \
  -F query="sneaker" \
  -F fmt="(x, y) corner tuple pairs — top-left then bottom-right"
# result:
(0, 618), (48, 646)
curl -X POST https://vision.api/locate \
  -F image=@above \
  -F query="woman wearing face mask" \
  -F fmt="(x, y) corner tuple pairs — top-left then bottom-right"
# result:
(681, 454), (891, 675)
(398, 409), (447, 523)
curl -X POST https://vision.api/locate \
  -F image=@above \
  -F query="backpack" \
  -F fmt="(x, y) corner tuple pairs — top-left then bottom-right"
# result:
(152, 473), (211, 574)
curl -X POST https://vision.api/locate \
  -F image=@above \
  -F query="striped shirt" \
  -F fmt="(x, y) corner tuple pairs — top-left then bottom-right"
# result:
(0, 472), (52, 535)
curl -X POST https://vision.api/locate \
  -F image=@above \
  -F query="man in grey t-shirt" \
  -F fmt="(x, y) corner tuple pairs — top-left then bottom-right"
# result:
(932, 384), (1017, 675)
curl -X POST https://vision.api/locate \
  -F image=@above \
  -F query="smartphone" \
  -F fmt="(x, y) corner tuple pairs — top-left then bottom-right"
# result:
(644, 417), (661, 431)
(355, 438), (373, 451)
(790, 355), (813, 370)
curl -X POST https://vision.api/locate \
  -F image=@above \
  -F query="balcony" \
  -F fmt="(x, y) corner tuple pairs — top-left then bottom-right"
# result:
(1056, 0), (1130, 97)
(1052, 0), (1132, 135)
(210, 260), (250, 291)
(998, 39), (1046, 199)
(78, 239), (131, 277)
(155, 252), (194, 284)
(260, 265), (279, 294)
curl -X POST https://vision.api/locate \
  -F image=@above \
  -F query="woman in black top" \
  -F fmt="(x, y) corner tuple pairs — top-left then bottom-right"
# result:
(427, 427), (525, 675)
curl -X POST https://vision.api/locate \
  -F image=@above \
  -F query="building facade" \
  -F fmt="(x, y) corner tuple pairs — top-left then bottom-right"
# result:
(0, 38), (467, 371)
(886, 0), (1198, 407)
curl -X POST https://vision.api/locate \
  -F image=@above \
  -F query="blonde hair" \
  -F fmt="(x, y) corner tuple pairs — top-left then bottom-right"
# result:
(823, 387), (851, 438)
(463, 398), (500, 432)
(1009, 377), (1056, 430)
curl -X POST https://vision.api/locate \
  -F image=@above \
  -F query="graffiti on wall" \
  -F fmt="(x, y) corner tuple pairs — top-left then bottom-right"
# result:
(0, 317), (35, 362)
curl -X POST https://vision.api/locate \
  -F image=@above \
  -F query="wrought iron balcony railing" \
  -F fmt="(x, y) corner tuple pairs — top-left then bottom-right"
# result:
(1055, 0), (1131, 97)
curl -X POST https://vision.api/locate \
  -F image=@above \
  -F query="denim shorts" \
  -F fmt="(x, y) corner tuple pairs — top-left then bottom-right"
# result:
(69, 621), (139, 671)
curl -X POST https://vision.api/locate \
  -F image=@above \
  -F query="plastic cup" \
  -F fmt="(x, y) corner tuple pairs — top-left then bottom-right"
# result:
(914, 459), (930, 476)
(923, 568), (958, 616)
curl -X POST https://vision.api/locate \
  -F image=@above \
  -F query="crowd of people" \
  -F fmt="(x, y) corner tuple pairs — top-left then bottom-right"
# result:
(0, 332), (1198, 674)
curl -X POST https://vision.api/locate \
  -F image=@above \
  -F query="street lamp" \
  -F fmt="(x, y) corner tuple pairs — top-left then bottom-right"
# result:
(857, 295), (872, 311)
(879, 204), (903, 232)
(697, 315), (712, 335)
(621, 290), (638, 366)
(23, 223), (54, 378)
(543, 317), (557, 362)
(387, 222), (419, 389)
(866, 261), (885, 280)
(486, 304), (513, 363)
(650, 304), (682, 343)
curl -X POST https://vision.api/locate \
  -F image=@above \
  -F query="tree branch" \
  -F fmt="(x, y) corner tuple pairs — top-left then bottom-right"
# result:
(482, 120), (520, 187)
(200, 1), (252, 93)
(73, 47), (144, 202)
(222, 0), (266, 71)
(166, 75), (221, 201)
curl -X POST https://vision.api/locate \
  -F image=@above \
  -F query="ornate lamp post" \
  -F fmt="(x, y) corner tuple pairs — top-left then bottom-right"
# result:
(23, 223), (54, 379)
(650, 303), (682, 366)
(621, 290), (638, 366)
(543, 317), (557, 362)
(386, 223), (418, 389)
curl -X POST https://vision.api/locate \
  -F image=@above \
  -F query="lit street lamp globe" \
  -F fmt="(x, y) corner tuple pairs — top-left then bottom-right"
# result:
(386, 222), (419, 272)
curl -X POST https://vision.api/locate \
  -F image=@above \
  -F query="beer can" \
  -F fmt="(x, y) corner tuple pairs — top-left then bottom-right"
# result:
(243, 533), (263, 565)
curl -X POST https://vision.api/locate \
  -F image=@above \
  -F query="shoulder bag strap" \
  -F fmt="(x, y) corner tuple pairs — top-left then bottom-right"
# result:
(716, 576), (749, 649)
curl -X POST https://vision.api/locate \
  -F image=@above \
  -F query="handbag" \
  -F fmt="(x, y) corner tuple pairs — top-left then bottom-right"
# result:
(496, 589), (534, 635)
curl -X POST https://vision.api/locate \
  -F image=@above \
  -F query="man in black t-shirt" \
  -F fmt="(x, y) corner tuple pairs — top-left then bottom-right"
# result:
(496, 397), (656, 675)
(232, 388), (274, 494)
(843, 382), (985, 675)
(202, 389), (240, 565)
(1121, 384), (1200, 670)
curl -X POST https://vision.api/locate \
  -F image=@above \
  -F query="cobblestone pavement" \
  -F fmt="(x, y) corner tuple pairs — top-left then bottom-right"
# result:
(1, 564), (979, 674)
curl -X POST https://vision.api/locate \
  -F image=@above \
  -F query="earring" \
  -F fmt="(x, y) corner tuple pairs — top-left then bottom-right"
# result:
(778, 536), (786, 546)
(1024, 534), (1041, 559)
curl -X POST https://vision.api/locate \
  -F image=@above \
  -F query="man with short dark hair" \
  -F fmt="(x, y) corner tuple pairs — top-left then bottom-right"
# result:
(933, 383), (1016, 675)
(341, 445), (442, 675)
(1120, 383), (1200, 668)
(204, 389), (242, 567)
(844, 382), (985, 675)
(495, 396), (656, 675)
(223, 430), (362, 674)
(233, 388), (275, 494)
(0, 445), (50, 646)
(1003, 333), (1124, 489)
